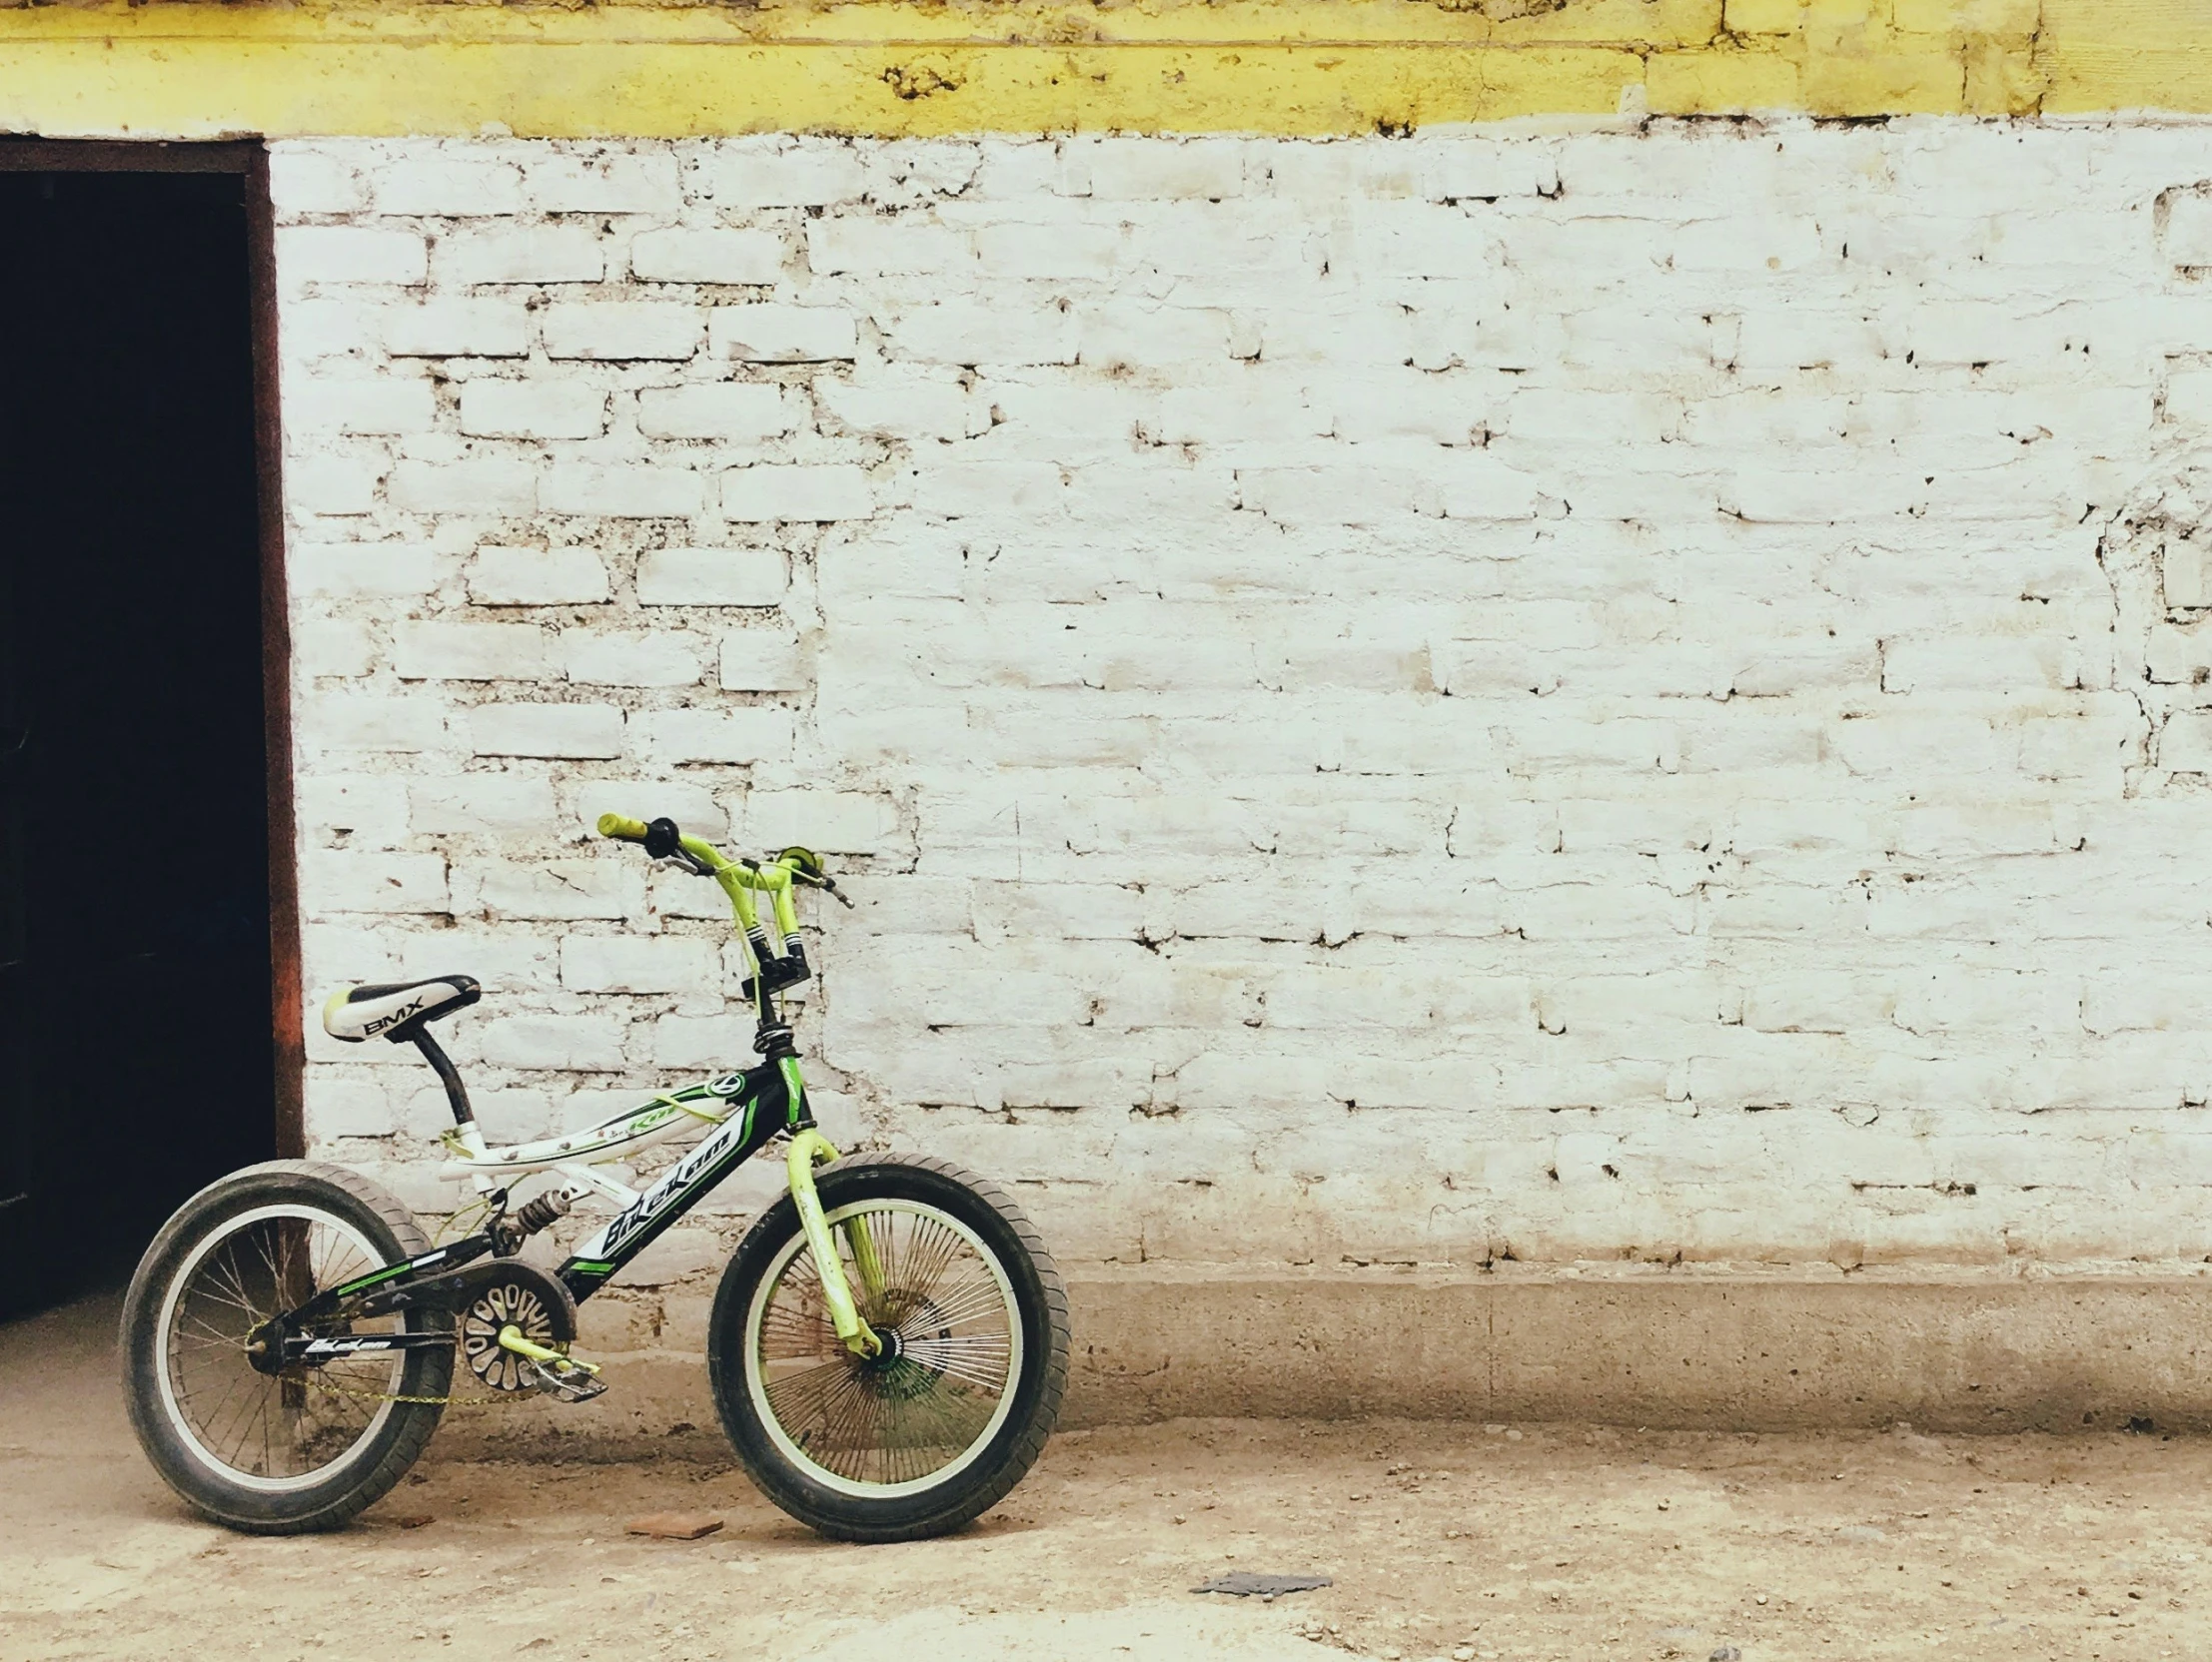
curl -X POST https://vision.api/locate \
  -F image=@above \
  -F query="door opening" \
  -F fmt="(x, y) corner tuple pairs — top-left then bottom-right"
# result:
(0, 153), (297, 1316)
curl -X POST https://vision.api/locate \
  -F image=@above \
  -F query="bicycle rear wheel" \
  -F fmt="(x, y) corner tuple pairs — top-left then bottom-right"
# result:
(121, 1161), (451, 1533)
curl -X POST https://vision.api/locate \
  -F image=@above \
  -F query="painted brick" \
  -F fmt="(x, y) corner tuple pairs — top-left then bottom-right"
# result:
(717, 630), (807, 692)
(386, 457), (538, 514)
(276, 128), (2212, 1282)
(395, 621), (552, 682)
(542, 302), (703, 362)
(561, 630), (706, 687)
(561, 933), (721, 995)
(629, 228), (785, 285)
(692, 147), (868, 208)
(635, 546), (788, 606)
(742, 789), (895, 853)
(524, 150), (683, 215)
(287, 378), (438, 436)
(633, 707), (796, 764)
(468, 545), (611, 606)
(634, 383), (792, 442)
(436, 225), (606, 285)
(708, 305), (859, 363)
(540, 464), (707, 519)
(408, 774), (559, 836)
(466, 703), (626, 760)
(384, 299), (533, 358)
(458, 382), (607, 439)
(372, 156), (525, 216)
(279, 227), (427, 286)
(291, 542), (439, 599)
(720, 463), (873, 522)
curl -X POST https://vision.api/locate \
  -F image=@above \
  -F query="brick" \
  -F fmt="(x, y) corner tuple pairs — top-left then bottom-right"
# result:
(629, 228), (785, 285)
(541, 464), (707, 519)
(466, 703), (626, 759)
(304, 851), (449, 915)
(394, 621), (552, 682)
(708, 305), (859, 363)
(302, 693), (449, 753)
(287, 378), (437, 436)
(468, 546), (611, 605)
(1082, 138), (1249, 201)
(268, 146), (367, 217)
(472, 858), (639, 921)
(291, 541), (439, 598)
(371, 156), (525, 216)
(458, 381), (607, 439)
(816, 374), (980, 440)
(882, 301), (1076, 367)
(387, 458), (538, 514)
(692, 147), (868, 208)
(742, 789), (895, 853)
(543, 302), (703, 362)
(634, 707), (796, 764)
(2165, 193), (2212, 268)
(561, 631), (706, 687)
(279, 227), (427, 286)
(561, 934), (720, 994)
(408, 774), (558, 836)
(634, 383), (792, 441)
(437, 224), (606, 285)
(806, 217), (973, 277)
(286, 454), (385, 516)
(720, 464), (873, 522)
(524, 149), (683, 215)
(475, 1015), (628, 1072)
(718, 630), (807, 692)
(383, 299), (533, 358)
(296, 775), (410, 849)
(635, 546), (788, 606)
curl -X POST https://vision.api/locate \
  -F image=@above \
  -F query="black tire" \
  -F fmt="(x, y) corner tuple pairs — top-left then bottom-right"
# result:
(121, 1161), (452, 1533)
(707, 1155), (1069, 1542)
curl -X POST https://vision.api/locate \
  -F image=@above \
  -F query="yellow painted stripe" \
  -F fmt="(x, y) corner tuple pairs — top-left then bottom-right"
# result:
(0, 0), (2202, 139)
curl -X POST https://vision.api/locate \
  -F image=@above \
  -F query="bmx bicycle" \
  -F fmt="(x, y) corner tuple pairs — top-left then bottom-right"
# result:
(120, 815), (1070, 1540)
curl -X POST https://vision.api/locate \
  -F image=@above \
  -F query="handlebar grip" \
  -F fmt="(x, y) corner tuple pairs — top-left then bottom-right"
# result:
(597, 813), (649, 841)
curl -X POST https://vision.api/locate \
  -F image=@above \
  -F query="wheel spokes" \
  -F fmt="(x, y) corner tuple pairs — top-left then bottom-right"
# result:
(162, 1208), (405, 1484)
(752, 1201), (1017, 1490)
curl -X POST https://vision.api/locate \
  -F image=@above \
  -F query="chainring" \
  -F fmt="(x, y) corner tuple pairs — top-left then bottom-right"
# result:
(453, 1260), (581, 1395)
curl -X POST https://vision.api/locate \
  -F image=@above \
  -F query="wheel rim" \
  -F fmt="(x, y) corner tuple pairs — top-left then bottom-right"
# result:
(745, 1198), (1024, 1499)
(153, 1203), (405, 1492)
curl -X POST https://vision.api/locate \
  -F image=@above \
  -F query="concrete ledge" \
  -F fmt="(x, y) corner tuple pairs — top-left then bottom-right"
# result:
(436, 1267), (2212, 1458)
(1062, 1269), (2212, 1433)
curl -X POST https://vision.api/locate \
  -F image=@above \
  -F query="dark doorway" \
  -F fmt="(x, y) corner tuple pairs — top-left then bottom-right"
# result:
(0, 155), (295, 1315)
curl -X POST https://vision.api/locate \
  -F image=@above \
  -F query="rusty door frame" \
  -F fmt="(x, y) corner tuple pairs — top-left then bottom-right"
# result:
(0, 138), (304, 1160)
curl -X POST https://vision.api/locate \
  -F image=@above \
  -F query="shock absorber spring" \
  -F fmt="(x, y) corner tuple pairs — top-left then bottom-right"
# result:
(513, 1189), (572, 1238)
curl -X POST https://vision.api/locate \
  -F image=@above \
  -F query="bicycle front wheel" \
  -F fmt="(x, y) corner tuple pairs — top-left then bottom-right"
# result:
(706, 1155), (1069, 1541)
(121, 1161), (451, 1533)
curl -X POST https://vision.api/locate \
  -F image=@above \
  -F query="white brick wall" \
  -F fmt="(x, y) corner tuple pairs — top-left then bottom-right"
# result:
(279, 126), (2212, 1284)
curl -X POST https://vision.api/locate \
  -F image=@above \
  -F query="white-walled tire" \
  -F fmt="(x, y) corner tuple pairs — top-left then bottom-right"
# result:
(121, 1162), (451, 1533)
(706, 1156), (1069, 1542)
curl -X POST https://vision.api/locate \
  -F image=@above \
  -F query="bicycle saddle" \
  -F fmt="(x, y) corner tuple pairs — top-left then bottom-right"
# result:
(322, 975), (481, 1044)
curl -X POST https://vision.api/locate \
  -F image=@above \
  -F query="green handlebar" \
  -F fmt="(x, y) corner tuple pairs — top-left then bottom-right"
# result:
(597, 815), (829, 950)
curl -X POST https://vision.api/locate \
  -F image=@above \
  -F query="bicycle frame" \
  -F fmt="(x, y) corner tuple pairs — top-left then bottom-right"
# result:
(283, 826), (885, 1363)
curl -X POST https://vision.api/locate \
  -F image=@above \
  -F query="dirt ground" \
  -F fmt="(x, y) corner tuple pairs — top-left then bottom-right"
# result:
(5, 1294), (2208, 1662)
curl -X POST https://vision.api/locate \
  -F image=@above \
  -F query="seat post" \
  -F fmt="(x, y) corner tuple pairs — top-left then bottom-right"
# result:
(411, 1030), (475, 1127)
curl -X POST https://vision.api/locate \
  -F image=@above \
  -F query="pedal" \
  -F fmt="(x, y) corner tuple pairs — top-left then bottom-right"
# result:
(494, 1321), (606, 1404)
(540, 1362), (607, 1404)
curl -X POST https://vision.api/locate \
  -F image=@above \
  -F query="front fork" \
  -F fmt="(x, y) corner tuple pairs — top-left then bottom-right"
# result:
(783, 1121), (887, 1360)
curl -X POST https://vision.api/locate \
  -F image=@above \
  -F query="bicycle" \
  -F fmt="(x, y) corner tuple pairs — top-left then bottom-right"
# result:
(120, 815), (1070, 1540)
